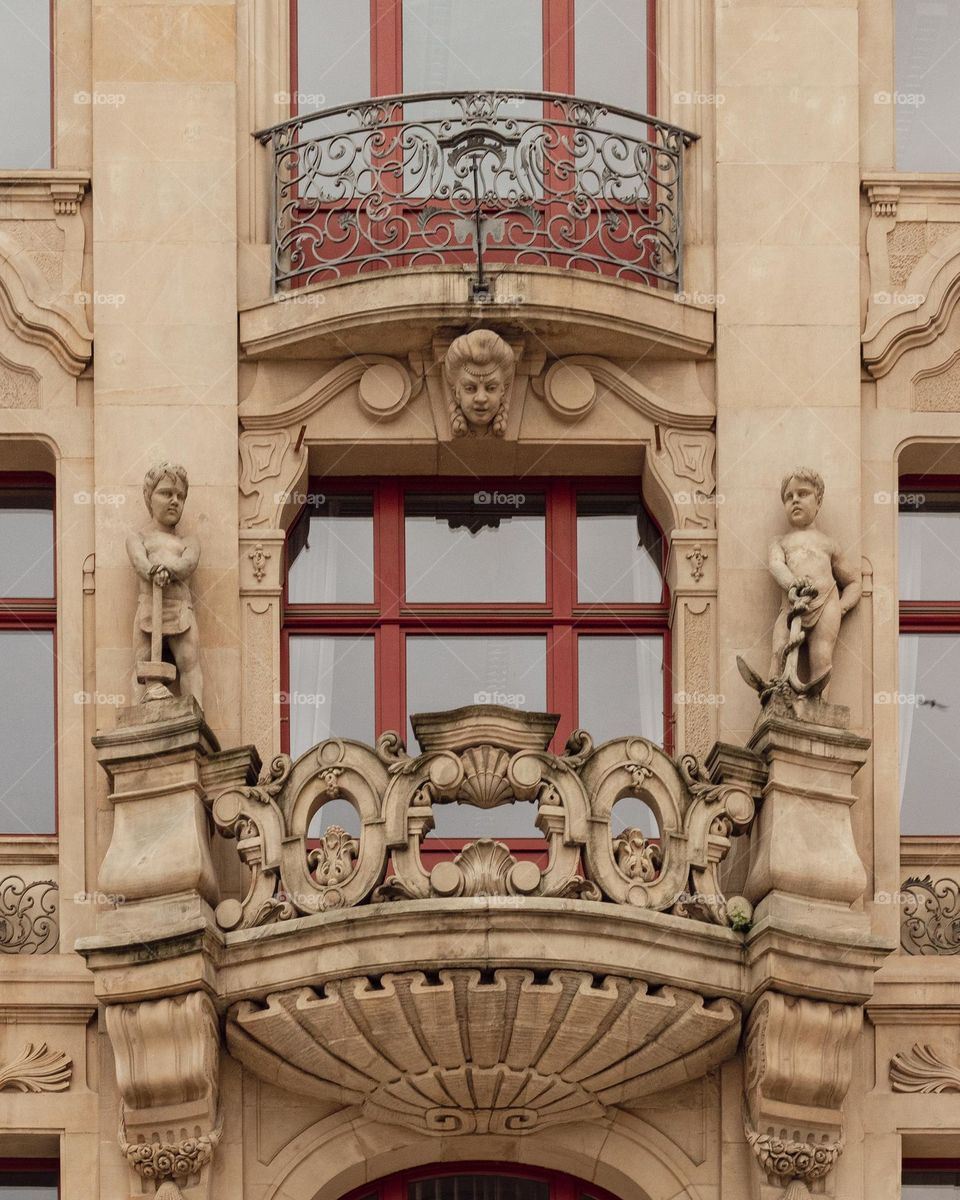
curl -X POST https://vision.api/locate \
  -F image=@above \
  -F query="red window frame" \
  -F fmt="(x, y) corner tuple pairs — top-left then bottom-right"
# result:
(898, 475), (960, 837)
(902, 1159), (960, 1187)
(0, 1157), (60, 1194)
(0, 472), (57, 837)
(339, 1161), (625, 1200)
(281, 476), (671, 759)
(290, 0), (657, 114)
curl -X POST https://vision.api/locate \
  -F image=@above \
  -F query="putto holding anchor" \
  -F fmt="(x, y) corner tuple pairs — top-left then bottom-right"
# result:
(739, 468), (861, 705)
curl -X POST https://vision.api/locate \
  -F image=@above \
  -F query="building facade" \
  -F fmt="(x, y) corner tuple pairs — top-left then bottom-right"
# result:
(1, 1), (959, 1197)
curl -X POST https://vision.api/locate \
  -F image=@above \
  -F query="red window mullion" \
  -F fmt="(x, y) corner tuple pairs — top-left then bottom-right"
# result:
(543, 0), (575, 93)
(372, 0), (403, 95)
(376, 478), (405, 735)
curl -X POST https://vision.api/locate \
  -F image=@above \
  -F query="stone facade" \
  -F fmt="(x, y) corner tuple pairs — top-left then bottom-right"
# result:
(0, 2), (956, 1198)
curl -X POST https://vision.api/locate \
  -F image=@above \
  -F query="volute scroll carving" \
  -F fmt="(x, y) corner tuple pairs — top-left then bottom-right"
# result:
(212, 705), (753, 931)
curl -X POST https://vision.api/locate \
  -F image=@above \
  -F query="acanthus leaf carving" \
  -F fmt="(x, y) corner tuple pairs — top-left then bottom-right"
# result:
(890, 1043), (960, 1093)
(0, 1042), (72, 1092)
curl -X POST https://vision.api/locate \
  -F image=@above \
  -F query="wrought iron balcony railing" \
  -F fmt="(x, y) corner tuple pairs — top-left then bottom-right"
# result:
(256, 92), (698, 295)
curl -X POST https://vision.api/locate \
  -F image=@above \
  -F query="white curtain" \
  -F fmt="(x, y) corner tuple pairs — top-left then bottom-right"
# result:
(898, 516), (923, 801)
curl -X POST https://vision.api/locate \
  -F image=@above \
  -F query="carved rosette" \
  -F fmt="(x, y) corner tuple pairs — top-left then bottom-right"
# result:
(211, 706), (754, 929)
(119, 1111), (223, 1199)
(744, 992), (860, 1200)
(228, 968), (741, 1136)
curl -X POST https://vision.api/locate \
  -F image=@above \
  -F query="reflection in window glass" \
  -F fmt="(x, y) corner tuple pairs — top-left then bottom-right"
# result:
(288, 635), (375, 756)
(0, 489), (54, 598)
(895, 0), (960, 171)
(427, 796), (543, 840)
(403, 0), (542, 92)
(575, 0), (649, 112)
(0, 1172), (58, 1198)
(0, 1), (51, 168)
(578, 635), (663, 745)
(405, 493), (546, 603)
(0, 631), (55, 834)
(409, 1177), (549, 1200)
(899, 633), (960, 833)
(899, 492), (960, 599)
(903, 1167), (960, 1198)
(287, 495), (375, 604)
(296, 0), (371, 110)
(577, 494), (662, 603)
(407, 635), (547, 750)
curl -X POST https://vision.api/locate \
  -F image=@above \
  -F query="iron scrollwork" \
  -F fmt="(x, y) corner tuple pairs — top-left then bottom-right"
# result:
(256, 90), (697, 292)
(0, 876), (59, 954)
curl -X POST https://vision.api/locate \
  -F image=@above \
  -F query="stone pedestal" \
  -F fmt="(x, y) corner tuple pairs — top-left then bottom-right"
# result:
(92, 698), (222, 938)
(743, 713), (869, 935)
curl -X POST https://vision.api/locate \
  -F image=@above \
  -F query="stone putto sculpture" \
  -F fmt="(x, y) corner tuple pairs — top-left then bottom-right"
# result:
(738, 468), (861, 709)
(126, 462), (202, 706)
(443, 329), (516, 437)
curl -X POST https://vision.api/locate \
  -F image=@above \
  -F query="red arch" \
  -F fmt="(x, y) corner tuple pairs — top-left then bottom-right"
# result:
(340, 1163), (626, 1200)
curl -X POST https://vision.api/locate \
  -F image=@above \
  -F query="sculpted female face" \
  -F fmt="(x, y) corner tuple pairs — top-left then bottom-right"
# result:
(454, 367), (507, 429)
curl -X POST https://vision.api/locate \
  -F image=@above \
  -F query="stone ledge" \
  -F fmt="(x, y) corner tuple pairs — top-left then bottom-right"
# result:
(239, 265), (715, 362)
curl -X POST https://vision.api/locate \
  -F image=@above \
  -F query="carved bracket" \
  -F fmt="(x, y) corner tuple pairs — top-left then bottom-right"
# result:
(106, 992), (220, 1200)
(744, 992), (860, 1200)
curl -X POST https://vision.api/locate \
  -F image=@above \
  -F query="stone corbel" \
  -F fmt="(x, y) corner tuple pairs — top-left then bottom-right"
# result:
(107, 991), (221, 1200)
(744, 991), (861, 1200)
(239, 428), (308, 531)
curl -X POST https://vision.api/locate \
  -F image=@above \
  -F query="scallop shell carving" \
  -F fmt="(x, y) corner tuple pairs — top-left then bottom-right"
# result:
(228, 969), (742, 1136)
(457, 745), (514, 808)
(454, 839), (518, 896)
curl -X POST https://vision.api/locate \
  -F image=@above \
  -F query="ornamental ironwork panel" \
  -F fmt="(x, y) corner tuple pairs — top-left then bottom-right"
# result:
(256, 92), (697, 292)
(900, 875), (960, 954)
(0, 876), (58, 954)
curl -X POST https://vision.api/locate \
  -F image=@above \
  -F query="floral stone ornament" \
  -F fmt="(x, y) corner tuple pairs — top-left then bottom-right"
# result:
(443, 329), (517, 437)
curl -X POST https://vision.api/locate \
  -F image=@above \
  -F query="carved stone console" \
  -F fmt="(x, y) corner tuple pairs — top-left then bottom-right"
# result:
(744, 992), (860, 1200)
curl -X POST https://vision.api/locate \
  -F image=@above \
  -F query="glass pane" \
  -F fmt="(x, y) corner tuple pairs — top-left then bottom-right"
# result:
(577, 493), (662, 603)
(287, 494), (374, 604)
(0, 1), (51, 168)
(405, 492), (546, 603)
(0, 1176), (58, 1198)
(403, 0), (542, 92)
(0, 488), (54, 598)
(406, 634), (547, 750)
(0, 630), (55, 834)
(903, 1169), (960, 1198)
(288, 635), (375, 755)
(899, 633), (960, 833)
(899, 492), (960, 599)
(427, 796), (543, 839)
(409, 1176), (549, 1200)
(895, 0), (960, 171)
(578, 635), (663, 744)
(296, 0), (370, 110)
(575, 0), (649, 111)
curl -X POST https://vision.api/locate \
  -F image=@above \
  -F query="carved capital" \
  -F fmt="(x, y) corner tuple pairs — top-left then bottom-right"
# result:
(744, 991), (860, 1199)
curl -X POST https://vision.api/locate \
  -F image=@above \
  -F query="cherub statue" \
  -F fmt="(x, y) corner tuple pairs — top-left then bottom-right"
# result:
(126, 462), (202, 706)
(738, 468), (861, 704)
(443, 329), (516, 437)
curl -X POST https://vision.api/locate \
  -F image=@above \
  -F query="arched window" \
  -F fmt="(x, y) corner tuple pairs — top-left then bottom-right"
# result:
(282, 477), (670, 838)
(339, 1163), (626, 1200)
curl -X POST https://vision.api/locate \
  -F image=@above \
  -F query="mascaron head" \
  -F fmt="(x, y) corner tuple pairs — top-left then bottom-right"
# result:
(444, 330), (516, 437)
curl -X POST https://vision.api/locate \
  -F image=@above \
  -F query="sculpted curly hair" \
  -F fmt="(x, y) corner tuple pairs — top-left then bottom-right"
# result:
(444, 330), (516, 438)
(780, 467), (824, 505)
(143, 462), (189, 512)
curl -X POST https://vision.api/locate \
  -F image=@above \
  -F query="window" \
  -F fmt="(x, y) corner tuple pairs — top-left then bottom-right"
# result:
(0, 1159), (59, 1197)
(283, 479), (668, 835)
(903, 1161), (960, 1198)
(895, 0), (960, 171)
(898, 480), (960, 834)
(292, 0), (656, 113)
(0, 1), (53, 168)
(339, 1163), (624, 1200)
(0, 477), (56, 836)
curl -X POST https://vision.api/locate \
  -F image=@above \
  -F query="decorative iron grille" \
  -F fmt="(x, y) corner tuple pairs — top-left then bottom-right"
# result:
(256, 91), (697, 293)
